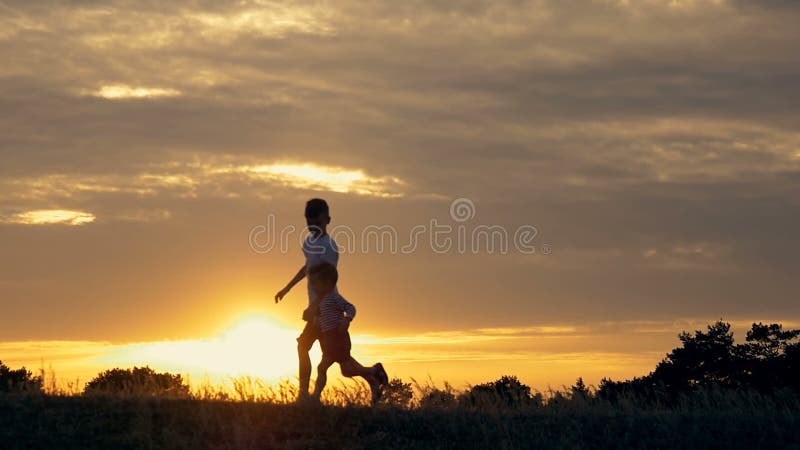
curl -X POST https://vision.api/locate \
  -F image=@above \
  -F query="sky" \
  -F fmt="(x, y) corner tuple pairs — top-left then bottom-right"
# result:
(1, 0), (799, 391)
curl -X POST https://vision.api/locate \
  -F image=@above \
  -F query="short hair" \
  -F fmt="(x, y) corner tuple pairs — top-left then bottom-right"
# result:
(305, 198), (329, 218)
(308, 261), (338, 286)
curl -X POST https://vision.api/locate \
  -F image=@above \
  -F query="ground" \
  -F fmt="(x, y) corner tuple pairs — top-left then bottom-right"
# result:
(2, 394), (799, 449)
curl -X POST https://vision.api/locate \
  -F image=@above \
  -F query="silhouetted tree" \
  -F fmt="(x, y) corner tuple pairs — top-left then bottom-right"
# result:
(741, 322), (800, 360)
(651, 320), (736, 389)
(0, 361), (42, 393)
(737, 322), (800, 390)
(84, 366), (190, 398)
(784, 341), (800, 390)
(598, 320), (800, 405)
(570, 377), (591, 401)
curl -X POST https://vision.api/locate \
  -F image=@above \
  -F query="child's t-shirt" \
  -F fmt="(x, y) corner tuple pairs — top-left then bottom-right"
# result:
(303, 233), (339, 306)
(318, 292), (356, 333)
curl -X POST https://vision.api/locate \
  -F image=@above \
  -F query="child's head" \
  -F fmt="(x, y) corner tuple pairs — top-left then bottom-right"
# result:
(308, 261), (338, 298)
(305, 198), (330, 236)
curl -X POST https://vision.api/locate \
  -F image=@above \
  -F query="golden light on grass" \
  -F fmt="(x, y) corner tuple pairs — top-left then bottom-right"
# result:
(2, 209), (96, 226)
(91, 85), (181, 99)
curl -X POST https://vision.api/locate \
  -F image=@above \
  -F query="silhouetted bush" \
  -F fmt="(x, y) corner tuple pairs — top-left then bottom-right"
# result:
(459, 375), (540, 409)
(419, 388), (458, 409)
(379, 377), (414, 408)
(84, 366), (190, 398)
(0, 361), (42, 394)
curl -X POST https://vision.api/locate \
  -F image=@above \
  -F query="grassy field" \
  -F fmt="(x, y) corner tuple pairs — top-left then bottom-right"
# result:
(4, 318), (800, 449)
(2, 389), (799, 449)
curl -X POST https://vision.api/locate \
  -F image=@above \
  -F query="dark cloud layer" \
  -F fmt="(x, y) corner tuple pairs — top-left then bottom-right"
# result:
(1, 0), (798, 340)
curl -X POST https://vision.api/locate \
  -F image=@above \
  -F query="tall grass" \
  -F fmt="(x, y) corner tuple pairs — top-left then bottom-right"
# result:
(30, 366), (800, 414)
(3, 369), (800, 449)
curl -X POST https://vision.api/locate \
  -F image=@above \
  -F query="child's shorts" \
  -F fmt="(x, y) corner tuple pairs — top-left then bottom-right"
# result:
(297, 319), (322, 352)
(320, 329), (351, 363)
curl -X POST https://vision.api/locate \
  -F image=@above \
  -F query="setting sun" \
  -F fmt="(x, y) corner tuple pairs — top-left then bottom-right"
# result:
(98, 314), (306, 384)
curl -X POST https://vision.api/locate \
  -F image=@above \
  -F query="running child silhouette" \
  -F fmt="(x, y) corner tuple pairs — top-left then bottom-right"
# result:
(307, 261), (388, 403)
(274, 199), (387, 401)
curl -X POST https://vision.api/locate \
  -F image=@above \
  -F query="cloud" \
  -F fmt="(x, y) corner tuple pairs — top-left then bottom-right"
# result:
(212, 162), (405, 198)
(184, 5), (336, 40)
(0, 158), (406, 222)
(0, 209), (96, 226)
(639, 241), (733, 270)
(113, 209), (173, 222)
(88, 85), (182, 99)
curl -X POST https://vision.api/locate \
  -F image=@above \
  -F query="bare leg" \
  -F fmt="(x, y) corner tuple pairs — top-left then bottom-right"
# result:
(340, 356), (381, 403)
(297, 342), (313, 397)
(340, 356), (376, 379)
(312, 356), (335, 399)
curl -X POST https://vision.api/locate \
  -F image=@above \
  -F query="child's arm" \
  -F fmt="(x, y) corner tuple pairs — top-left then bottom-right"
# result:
(337, 296), (356, 331)
(275, 264), (307, 303)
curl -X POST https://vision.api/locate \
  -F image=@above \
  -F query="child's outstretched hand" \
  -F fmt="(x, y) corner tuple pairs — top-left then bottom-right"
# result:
(275, 287), (289, 303)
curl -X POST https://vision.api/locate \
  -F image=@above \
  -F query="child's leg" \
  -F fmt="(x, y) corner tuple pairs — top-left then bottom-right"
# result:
(298, 346), (312, 395)
(312, 356), (335, 399)
(296, 323), (320, 396)
(339, 356), (376, 379)
(340, 356), (382, 403)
